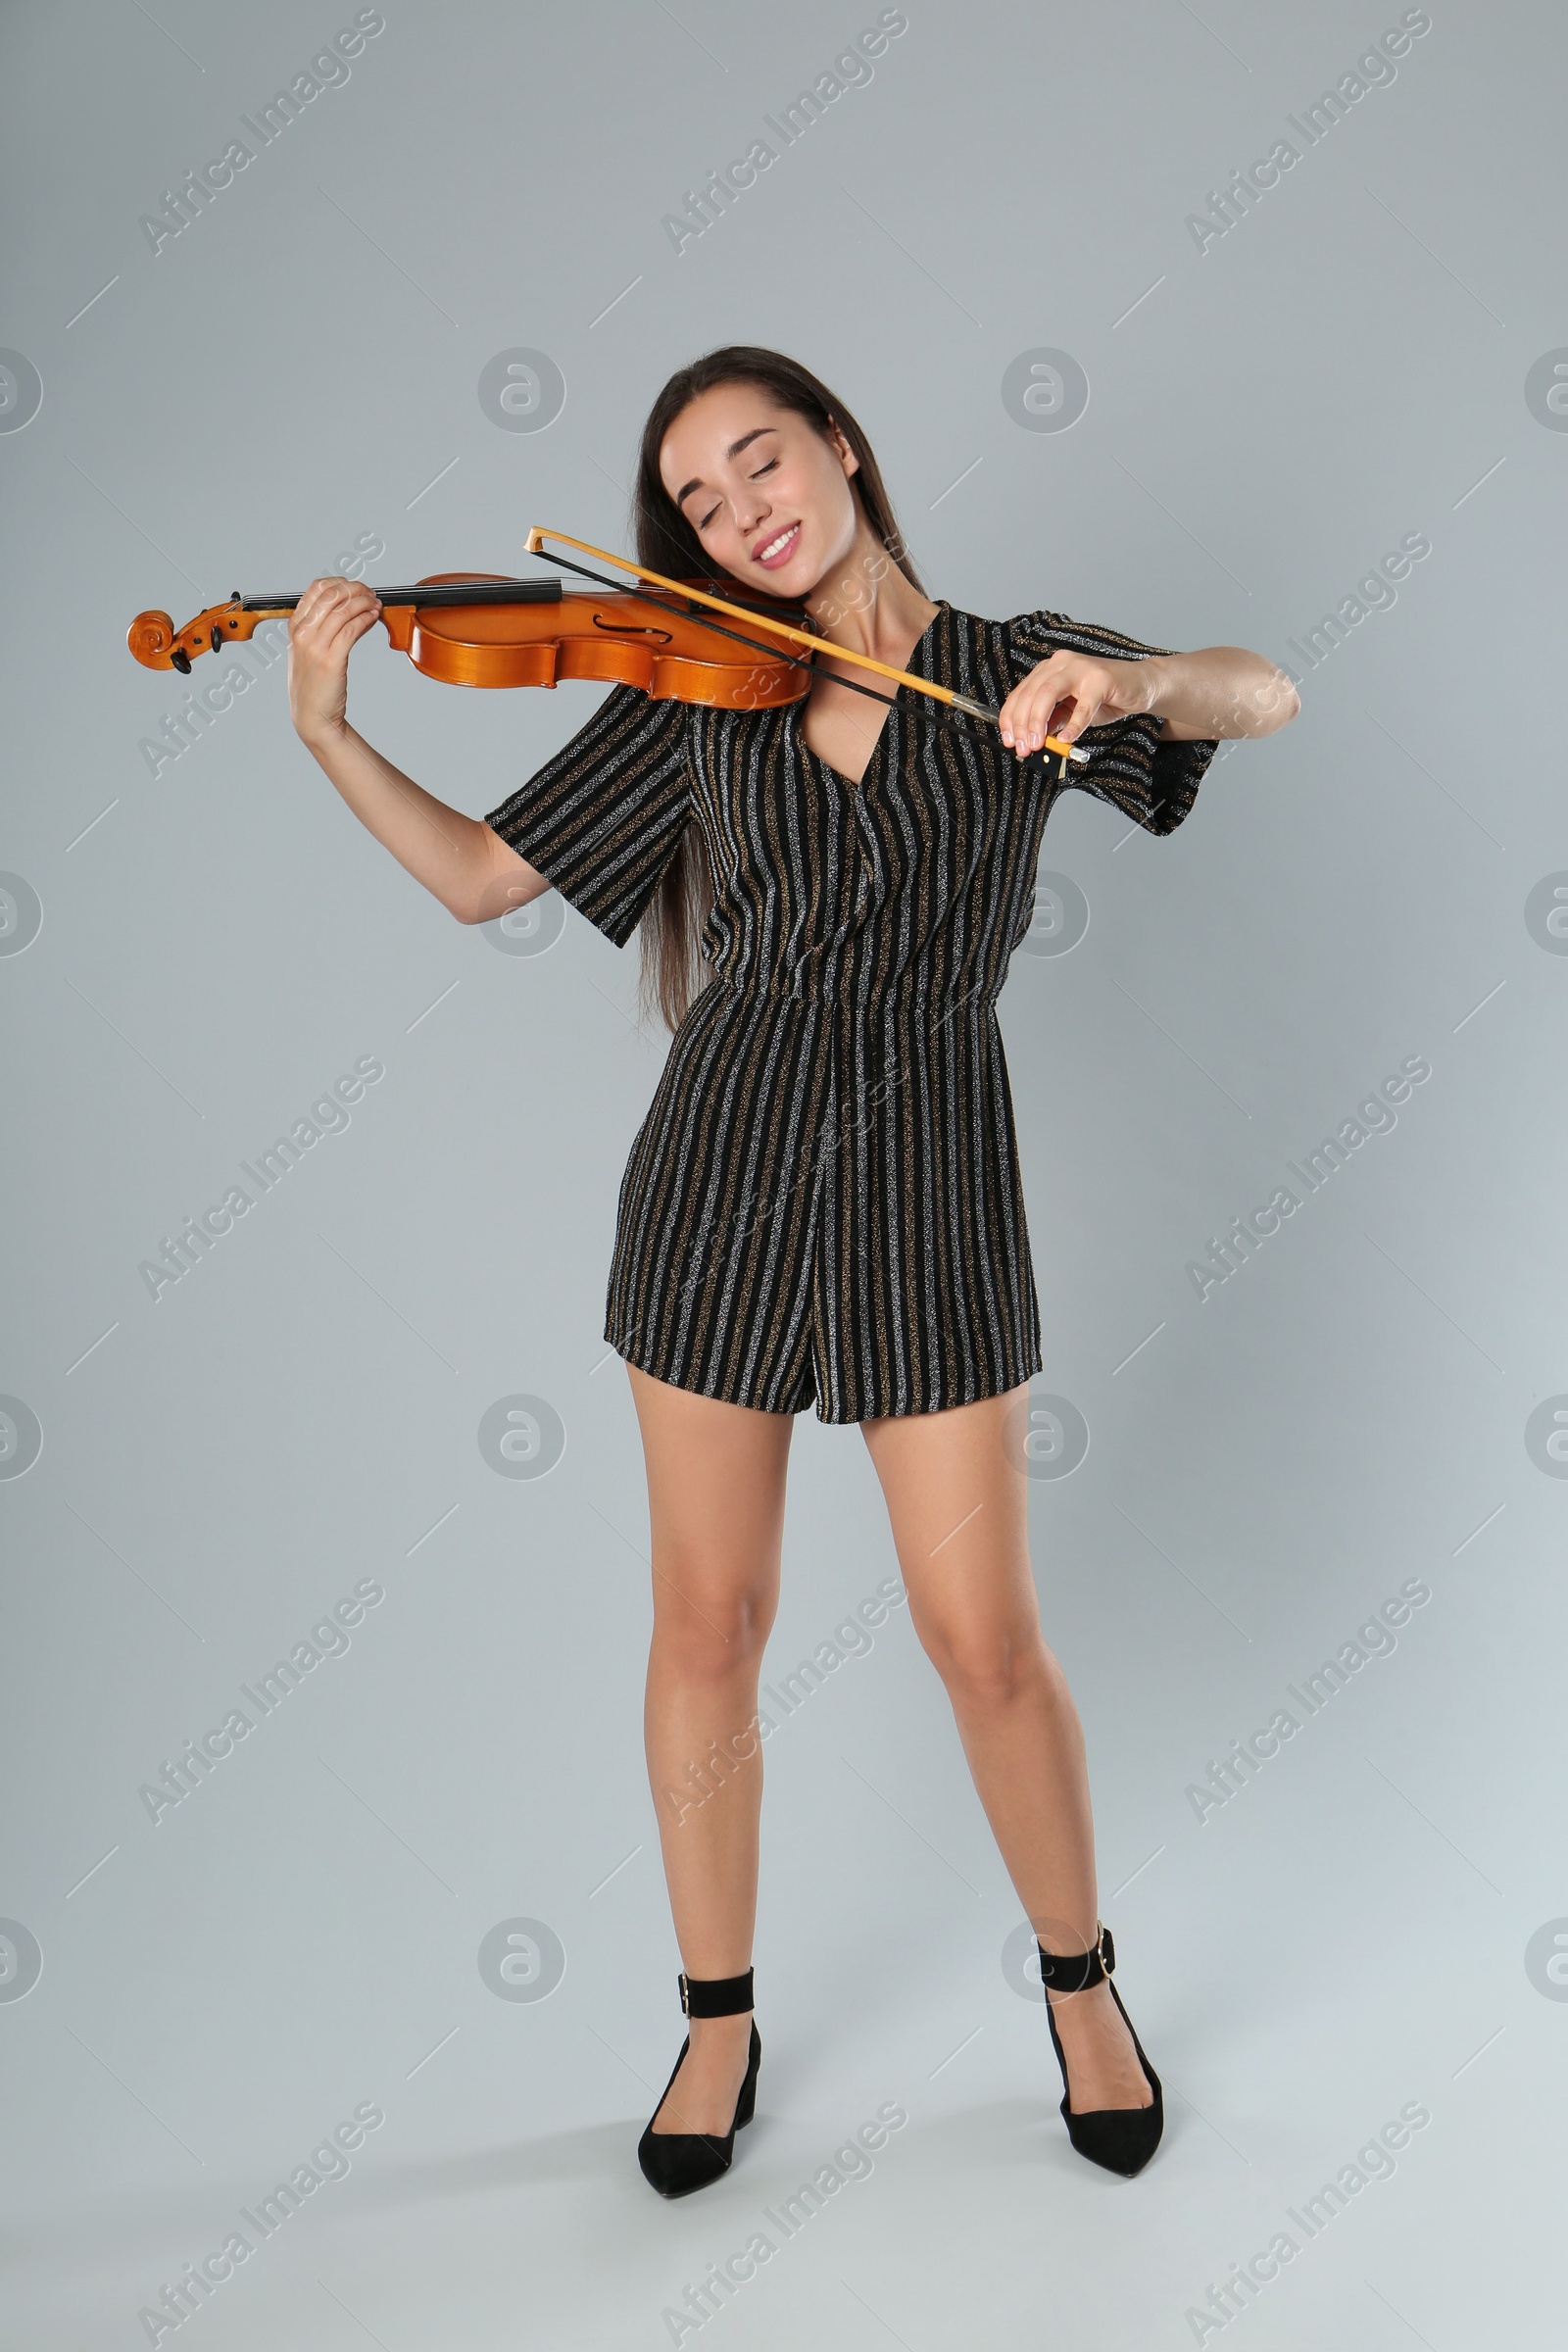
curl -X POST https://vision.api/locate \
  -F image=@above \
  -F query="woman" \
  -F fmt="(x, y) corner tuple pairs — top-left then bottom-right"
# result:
(287, 346), (1298, 2197)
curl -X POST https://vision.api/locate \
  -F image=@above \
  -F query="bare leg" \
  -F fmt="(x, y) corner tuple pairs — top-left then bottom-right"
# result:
(626, 1363), (794, 2135)
(859, 1385), (1152, 2111)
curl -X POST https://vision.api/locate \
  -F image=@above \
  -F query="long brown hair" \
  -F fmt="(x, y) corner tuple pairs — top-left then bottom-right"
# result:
(629, 347), (925, 1034)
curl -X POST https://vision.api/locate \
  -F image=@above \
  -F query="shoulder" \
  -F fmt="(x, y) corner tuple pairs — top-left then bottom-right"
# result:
(939, 603), (1004, 635)
(947, 605), (1054, 655)
(935, 602), (1014, 665)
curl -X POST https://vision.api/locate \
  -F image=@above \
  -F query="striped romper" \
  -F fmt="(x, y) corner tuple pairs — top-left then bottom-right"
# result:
(484, 601), (1217, 1424)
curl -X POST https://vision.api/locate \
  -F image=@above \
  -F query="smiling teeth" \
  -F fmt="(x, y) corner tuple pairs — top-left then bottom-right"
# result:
(759, 527), (796, 560)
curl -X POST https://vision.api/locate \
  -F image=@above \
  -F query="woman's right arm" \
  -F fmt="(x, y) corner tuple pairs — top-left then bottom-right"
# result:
(288, 574), (548, 925)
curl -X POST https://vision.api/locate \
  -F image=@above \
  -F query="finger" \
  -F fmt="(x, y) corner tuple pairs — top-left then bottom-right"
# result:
(1030, 660), (1082, 752)
(1022, 688), (1066, 756)
(1053, 682), (1105, 745)
(1008, 698), (1040, 758)
(291, 598), (365, 659)
(299, 574), (353, 609)
(328, 601), (381, 646)
(301, 575), (374, 617)
(312, 609), (377, 662)
(293, 579), (348, 632)
(297, 580), (376, 639)
(1007, 698), (1040, 759)
(999, 682), (1048, 750)
(1004, 654), (1064, 749)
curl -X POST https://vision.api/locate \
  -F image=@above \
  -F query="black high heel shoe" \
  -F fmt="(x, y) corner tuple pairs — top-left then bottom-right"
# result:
(1038, 1924), (1163, 2177)
(637, 1965), (760, 2199)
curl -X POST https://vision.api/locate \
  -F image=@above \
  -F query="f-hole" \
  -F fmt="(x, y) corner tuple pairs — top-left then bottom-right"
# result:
(590, 614), (673, 644)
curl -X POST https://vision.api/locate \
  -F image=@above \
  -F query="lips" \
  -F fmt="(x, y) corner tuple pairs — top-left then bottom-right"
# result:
(752, 521), (801, 569)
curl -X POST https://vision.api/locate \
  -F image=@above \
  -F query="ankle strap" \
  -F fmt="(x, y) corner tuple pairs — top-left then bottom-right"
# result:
(679, 1965), (754, 2018)
(1036, 1923), (1115, 1992)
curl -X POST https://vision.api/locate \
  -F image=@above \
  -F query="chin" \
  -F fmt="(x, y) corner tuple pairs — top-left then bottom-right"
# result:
(765, 549), (830, 601)
(723, 560), (812, 603)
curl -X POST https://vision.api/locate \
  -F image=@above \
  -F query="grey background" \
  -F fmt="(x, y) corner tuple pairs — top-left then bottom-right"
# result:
(3, 1), (1565, 2345)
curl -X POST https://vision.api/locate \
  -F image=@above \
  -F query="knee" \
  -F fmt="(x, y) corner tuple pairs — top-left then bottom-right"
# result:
(653, 1574), (772, 1685)
(918, 1620), (1051, 1711)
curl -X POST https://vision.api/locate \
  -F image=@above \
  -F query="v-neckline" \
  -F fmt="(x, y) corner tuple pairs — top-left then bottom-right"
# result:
(795, 601), (948, 793)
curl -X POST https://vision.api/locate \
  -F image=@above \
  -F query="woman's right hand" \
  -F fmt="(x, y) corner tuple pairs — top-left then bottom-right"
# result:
(287, 576), (384, 744)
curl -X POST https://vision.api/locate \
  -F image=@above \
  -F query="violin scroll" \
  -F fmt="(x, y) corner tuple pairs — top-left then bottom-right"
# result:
(126, 609), (178, 669)
(127, 599), (260, 671)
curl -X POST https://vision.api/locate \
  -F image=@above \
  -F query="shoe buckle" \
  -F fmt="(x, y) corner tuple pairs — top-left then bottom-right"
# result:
(678, 1971), (691, 2016)
(1039, 1923), (1111, 1991)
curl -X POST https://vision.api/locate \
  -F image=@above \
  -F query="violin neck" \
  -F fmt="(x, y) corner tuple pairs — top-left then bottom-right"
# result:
(237, 578), (564, 613)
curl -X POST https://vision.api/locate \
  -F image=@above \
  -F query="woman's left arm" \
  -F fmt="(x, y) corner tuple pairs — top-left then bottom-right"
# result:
(1000, 644), (1299, 756)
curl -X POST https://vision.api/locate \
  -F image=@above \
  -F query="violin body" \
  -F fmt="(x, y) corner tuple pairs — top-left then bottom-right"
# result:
(127, 573), (811, 710)
(386, 576), (810, 707)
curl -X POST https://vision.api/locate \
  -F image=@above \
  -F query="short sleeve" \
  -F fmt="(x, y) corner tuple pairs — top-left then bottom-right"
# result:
(483, 685), (694, 948)
(1005, 610), (1218, 837)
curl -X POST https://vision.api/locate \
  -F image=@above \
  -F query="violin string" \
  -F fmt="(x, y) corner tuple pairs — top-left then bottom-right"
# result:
(528, 545), (1002, 753)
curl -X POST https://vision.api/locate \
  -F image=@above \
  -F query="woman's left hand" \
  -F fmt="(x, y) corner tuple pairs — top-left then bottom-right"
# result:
(998, 650), (1153, 757)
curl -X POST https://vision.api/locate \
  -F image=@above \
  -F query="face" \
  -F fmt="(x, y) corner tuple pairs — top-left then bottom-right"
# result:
(658, 383), (861, 597)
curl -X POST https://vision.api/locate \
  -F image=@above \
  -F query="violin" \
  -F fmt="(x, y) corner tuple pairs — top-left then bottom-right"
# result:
(126, 525), (1090, 762)
(127, 572), (811, 710)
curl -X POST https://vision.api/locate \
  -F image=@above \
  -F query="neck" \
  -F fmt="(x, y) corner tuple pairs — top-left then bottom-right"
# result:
(805, 518), (939, 656)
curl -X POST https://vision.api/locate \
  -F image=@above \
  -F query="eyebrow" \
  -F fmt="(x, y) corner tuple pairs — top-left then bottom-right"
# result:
(673, 426), (776, 512)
